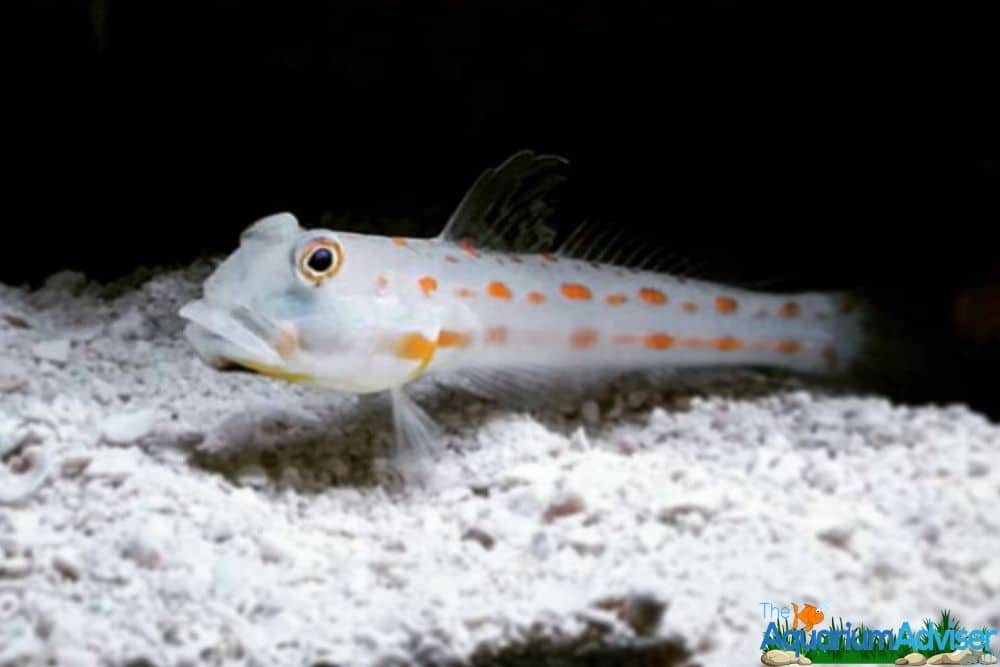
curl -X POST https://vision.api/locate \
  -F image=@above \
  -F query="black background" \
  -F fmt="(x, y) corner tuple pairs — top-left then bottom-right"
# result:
(8, 2), (999, 415)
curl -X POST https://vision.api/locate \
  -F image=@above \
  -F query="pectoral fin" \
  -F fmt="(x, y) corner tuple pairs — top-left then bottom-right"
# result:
(388, 388), (442, 484)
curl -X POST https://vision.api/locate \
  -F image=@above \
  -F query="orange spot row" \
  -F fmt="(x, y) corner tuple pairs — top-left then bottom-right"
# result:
(427, 278), (811, 333)
(606, 334), (808, 355)
(436, 326), (809, 357)
(433, 282), (761, 317)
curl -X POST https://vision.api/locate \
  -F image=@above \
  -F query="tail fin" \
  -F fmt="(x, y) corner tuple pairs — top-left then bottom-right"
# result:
(835, 291), (944, 402)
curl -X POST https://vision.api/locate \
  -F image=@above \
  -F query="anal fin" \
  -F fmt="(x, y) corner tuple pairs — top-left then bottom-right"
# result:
(444, 364), (629, 409)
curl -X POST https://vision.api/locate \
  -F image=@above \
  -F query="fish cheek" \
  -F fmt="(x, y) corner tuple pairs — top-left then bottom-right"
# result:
(295, 305), (382, 369)
(295, 318), (356, 357)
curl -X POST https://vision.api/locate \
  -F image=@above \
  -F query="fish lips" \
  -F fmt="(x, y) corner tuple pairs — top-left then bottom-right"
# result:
(178, 299), (286, 369)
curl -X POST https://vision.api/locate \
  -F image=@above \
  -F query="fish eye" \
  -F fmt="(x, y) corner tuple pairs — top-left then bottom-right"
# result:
(308, 247), (333, 272)
(297, 238), (342, 285)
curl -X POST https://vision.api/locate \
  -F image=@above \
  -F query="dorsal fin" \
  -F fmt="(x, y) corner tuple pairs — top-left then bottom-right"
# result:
(437, 150), (568, 253)
(440, 152), (791, 289)
(555, 218), (792, 288)
(554, 219), (718, 282)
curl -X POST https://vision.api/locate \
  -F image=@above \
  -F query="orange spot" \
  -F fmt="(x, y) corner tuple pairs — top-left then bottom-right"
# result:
(418, 275), (438, 296)
(605, 294), (627, 306)
(775, 340), (803, 354)
(486, 281), (513, 300)
(779, 302), (800, 317)
(484, 326), (508, 344)
(713, 336), (744, 351)
(455, 287), (476, 299)
(644, 333), (675, 350)
(715, 297), (739, 314)
(391, 237), (408, 248)
(376, 275), (389, 289)
(444, 255), (461, 264)
(527, 291), (546, 304)
(438, 330), (471, 348)
(639, 288), (668, 305)
(560, 283), (592, 300)
(612, 334), (639, 345)
(395, 333), (436, 362)
(570, 329), (599, 349)
(681, 301), (699, 313)
(274, 323), (299, 360)
(459, 238), (479, 258)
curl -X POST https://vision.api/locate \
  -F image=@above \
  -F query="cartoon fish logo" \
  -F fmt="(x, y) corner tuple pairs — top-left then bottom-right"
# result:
(791, 603), (825, 632)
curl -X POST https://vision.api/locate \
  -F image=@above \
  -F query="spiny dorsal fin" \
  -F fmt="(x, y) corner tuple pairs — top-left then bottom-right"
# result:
(438, 150), (568, 253)
(441, 152), (789, 289)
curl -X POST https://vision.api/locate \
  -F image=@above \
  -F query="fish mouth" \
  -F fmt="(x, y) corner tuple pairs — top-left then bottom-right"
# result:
(178, 299), (293, 371)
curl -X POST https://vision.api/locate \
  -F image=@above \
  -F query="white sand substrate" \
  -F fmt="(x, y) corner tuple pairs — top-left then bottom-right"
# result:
(1, 265), (998, 667)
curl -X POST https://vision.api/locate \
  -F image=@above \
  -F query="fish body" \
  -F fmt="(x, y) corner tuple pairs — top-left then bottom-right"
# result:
(791, 602), (825, 632)
(180, 151), (869, 463)
(294, 231), (856, 380)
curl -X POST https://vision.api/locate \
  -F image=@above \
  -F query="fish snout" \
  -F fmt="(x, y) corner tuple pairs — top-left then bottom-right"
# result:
(179, 299), (300, 368)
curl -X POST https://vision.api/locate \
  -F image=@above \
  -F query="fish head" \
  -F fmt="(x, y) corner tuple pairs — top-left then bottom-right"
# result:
(805, 604), (824, 623)
(180, 212), (424, 392)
